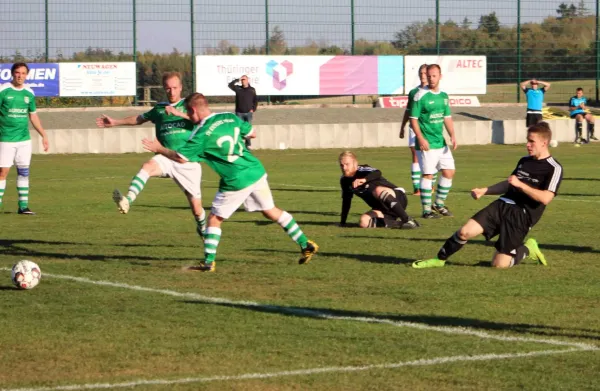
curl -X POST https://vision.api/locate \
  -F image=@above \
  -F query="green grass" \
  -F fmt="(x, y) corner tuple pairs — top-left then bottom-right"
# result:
(1, 144), (599, 390)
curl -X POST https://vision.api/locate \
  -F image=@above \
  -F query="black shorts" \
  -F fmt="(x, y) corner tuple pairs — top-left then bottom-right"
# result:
(471, 200), (531, 255)
(526, 113), (543, 127)
(366, 188), (408, 227)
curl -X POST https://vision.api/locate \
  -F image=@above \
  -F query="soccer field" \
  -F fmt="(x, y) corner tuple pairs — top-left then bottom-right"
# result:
(1, 144), (599, 390)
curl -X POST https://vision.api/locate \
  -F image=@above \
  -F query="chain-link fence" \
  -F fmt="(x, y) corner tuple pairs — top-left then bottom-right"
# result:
(1, 0), (598, 106)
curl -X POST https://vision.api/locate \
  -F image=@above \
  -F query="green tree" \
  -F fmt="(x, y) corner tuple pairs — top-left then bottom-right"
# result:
(478, 12), (500, 35)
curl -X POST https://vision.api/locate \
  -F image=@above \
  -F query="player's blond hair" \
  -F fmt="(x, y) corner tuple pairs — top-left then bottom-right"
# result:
(162, 71), (183, 86)
(528, 121), (552, 141)
(338, 151), (357, 162)
(184, 92), (208, 110)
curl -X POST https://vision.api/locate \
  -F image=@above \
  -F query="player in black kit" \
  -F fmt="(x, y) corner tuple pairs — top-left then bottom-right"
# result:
(413, 122), (563, 268)
(338, 151), (420, 229)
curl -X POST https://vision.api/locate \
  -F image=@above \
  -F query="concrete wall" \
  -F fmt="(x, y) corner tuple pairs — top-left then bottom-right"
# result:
(29, 119), (576, 154)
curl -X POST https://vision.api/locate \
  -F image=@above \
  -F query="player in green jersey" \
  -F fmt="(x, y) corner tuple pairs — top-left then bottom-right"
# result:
(409, 64), (457, 220)
(0, 62), (50, 215)
(96, 72), (206, 236)
(400, 63), (428, 195)
(142, 93), (319, 272)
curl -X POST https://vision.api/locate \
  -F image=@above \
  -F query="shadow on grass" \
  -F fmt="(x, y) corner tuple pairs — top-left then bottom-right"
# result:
(339, 236), (599, 255)
(564, 177), (600, 182)
(270, 187), (338, 193)
(249, 248), (414, 265)
(0, 285), (19, 290)
(0, 239), (199, 263)
(183, 299), (600, 342)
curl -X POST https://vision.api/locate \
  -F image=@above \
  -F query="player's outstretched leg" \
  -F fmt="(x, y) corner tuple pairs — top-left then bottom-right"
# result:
(113, 169), (151, 214)
(272, 210), (318, 264)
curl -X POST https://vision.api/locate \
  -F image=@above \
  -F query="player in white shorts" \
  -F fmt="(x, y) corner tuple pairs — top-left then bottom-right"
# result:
(143, 93), (319, 272)
(96, 71), (206, 237)
(400, 63), (428, 195)
(0, 62), (50, 215)
(409, 64), (457, 219)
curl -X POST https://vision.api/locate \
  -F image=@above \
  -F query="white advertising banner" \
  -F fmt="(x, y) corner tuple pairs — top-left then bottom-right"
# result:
(59, 62), (136, 97)
(195, 55), (404, 96)
(404, 56), (486, 95)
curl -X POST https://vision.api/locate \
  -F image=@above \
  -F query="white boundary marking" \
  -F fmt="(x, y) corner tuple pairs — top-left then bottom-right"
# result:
(0, 270), (596, 391)
(0, 349), (587, 391)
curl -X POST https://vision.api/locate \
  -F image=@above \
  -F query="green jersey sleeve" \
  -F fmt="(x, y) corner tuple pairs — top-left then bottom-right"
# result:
(410, 95), (422, 118)
(443, 93), (451, 117)
(141, 106), (158, 123)
(239, 120), (253, 138)
(28, 92), (36, 113)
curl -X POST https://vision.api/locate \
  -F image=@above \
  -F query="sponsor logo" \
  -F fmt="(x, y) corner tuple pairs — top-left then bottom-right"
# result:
(160, 121), (188, 131)
(24, 96), (29, 104)
(379, 95), (480, 108)
(8, 108), (28, 114)
(266, 60), (293, 91)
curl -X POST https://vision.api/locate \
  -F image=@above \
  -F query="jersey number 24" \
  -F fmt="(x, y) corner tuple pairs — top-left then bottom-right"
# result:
(216, 127), (244, 162)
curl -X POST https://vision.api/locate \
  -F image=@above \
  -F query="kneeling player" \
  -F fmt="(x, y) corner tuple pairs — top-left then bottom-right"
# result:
(338, 151), (419, 229)
(412, 122), (562, 269)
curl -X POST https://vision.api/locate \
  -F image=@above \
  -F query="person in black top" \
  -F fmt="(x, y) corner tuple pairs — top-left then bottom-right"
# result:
(413, 122), (563, 269)
(228, 75), (258, 149)
(338, 151), (420, 229)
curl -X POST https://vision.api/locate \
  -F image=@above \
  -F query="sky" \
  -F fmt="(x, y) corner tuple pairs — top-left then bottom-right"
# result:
(0, 0), (596, 58)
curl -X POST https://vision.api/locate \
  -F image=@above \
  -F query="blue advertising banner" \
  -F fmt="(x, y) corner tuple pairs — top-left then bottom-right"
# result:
(0, 63), (60, 97)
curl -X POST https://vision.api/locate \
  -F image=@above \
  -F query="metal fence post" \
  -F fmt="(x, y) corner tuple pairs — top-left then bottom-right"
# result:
(266, 0), (270, 105)
(133, 0), (138, 105)
(436, 0), (440, 55)
(191, 0), (196, 94)
(45, 0), (49, 106)
(516, 0), (521, 104)
(596, 0), (599, 103)
(351, 0), (356, 105)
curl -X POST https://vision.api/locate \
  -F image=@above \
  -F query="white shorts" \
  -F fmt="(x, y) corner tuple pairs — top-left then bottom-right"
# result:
(0, 140), (32, 168)
(151, 155), (202, 199)
(211, 174), (275, 219)
(408, 127), (416, 148)
(417, 146), (455, 175)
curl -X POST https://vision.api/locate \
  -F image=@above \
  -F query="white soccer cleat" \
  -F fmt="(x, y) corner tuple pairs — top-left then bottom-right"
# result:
(112, 189), (130, 214)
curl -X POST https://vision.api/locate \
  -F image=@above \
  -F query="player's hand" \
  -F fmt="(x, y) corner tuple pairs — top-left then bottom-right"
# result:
(399, 126), (405, 139)
(451, 136), (458, 150)
(165, 106), (176, 115)
(41, 136), (49, 152)
(508, 175), (523, 189)
(418, 137), (430, 151)
(352, 178), (367, 188)
(142, 138), (162, 153)
(471, 188), (486, 200)
(96, 114), (115, 128)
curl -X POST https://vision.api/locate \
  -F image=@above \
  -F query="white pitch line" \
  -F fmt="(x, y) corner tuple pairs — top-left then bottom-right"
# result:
(0, 348), (589, 391)
(2, 270), (593, 351)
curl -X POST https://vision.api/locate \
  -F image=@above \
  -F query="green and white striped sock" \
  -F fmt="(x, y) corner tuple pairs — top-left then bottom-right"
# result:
(0, 179), (6, 207)
(17, 175), (29, 210)
(277, 211), (308, 249)
(126, 170), (150, 204)
(410, 163), (421, 193)
(420, 177), (433, 215)
(435, 176), (453, 207)
(204, 227), (222, 264)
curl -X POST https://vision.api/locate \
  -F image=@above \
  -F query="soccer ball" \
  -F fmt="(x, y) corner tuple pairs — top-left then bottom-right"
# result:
(11, 260), (41, 290)
(549, 139), (558, 148)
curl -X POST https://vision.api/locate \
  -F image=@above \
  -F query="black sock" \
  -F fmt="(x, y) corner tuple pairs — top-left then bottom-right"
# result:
(576, 122), (583, 138)
(379, 192), (410, 223)
(589, 123), (595, 137)
(512, 245), (530, 266)
(437, 232), (467, 260)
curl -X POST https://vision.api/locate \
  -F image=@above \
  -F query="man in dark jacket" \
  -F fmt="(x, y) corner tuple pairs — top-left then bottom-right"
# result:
(228, 75), (258, 148)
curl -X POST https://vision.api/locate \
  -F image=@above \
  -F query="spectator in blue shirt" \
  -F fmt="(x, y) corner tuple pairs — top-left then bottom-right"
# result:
(569, 87), (597, 144)
(521, 79), (551, 127)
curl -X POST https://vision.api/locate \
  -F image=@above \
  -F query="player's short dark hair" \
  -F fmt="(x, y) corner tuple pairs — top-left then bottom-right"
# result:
(576, 87), (583, 92)
(527, 121), (552, 141)
(418, 63), (428, 73)
(184, 92), (208, 110)
(338, 151), (357, 162)
(11, 62), (29, 74)
(426, 64), (441, 73)
(162, 71), (182, 86)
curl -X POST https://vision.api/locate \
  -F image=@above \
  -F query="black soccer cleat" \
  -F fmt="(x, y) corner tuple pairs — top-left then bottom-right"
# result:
(432, 204), (454, 217)
(400, 218), (421, 229)
(422, 211), (441, 219)
(17, 208), (36, 215)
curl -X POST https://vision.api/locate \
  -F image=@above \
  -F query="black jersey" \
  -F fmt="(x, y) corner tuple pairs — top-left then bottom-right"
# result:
(339, 165), (399, 224)
(500, 156), (563, 226)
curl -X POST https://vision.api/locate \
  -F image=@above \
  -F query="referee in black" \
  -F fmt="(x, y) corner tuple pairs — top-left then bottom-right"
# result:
(413, 122), (563, 269)
(228, 75), (258, 148)
(338, 151), (420, 229)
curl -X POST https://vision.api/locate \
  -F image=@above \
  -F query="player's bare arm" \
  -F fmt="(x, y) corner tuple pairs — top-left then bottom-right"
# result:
(538, 80), (551, 91)
(142, 138), (186, 164)
(410, 118), (429, 151)
(96, 114), (146, 128)
(400, 110), (410, 138)
(29, 113), (49, 152)
(520, 79), (532, 90)
(443, 116), (457, 150)
(508, 175), (555, 205)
